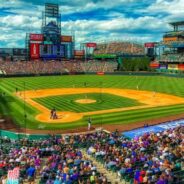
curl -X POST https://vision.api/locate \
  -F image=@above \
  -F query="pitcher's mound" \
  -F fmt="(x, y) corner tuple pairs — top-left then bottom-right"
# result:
(36, 111), (83, 123)
(75, 99), (96, 104)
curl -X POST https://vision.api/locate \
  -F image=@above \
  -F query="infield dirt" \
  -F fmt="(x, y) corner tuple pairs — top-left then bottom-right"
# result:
(16, 88), (184, 123)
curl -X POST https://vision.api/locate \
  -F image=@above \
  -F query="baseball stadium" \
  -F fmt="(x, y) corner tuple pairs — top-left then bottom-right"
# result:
(0, 2), (183, 184)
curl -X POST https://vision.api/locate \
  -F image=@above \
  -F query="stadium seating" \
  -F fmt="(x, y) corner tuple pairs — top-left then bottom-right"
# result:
(85, 126), (184, 184)
(157, 54), (184, 62)
(94, 42), (144, 55)
(0, 126), (183, 183)
(0, 60), (117, 75)
(0, 135), (109, 183)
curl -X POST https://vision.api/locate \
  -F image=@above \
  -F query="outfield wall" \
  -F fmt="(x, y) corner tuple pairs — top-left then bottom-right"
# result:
(2, 71), (184, 78)
(0, 129), (60, 140)
(1, 119), (183, 140)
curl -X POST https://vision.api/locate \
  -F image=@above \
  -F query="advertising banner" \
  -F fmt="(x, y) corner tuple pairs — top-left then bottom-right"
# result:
(30, 43), (40, 59)
(30, 34), (43, 41)
(159, 64), (167, 69)
(123, 120), (184, 139)
(163, 37), (178, 42)
(74, 50), (85, 56)
(150, 62), (159, 68)
(168, 64), (178, 70)
(94, 54), (116, 59)
(97, 72), (104, 75)
(178, 64), (184, 70)
(86, 43), (97, 48)
(144, 42), (155, 48)
(61, 36), (72, 42)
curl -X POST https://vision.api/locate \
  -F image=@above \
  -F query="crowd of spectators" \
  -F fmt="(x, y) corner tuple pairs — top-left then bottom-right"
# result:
(86, 126), (184, 184)
(0, 134), (109, 184)
(94, 42), (144, 55)
(80, 61), (117, 73)
(0, 60), (117, 75)
(0, 126), (183, 184)
(157, 54), (184, 63)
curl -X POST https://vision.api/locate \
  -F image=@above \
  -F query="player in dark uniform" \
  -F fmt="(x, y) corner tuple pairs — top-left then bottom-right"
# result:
(50, 109), (54, 119)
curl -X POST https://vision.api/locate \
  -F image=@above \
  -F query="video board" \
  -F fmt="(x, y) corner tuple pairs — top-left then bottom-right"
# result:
(45, 3), (59, 18)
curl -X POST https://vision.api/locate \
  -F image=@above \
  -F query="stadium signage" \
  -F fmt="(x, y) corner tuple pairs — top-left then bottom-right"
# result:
(30, 34), (43, 41)
(178, 64), (184, 70)
(74, 50), (85, 56)
(97, 72), (104, 75)
(61, 36), (72, 42)
(160, 64), (167, 69)
(144, 42), (155, 48)
(168, 64), (178, 70)
(163, 37), (178, 42)
(40, 44), (65, 58)
(123, 120), (184, 139)
(45, 3), (59, 18)
(86, 43), (97, 48)
(150, 62), (159, 68)
(30, 43), (40, 59)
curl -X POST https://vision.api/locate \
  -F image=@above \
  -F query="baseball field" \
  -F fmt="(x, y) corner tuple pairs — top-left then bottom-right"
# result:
(1, 74), (184, 131)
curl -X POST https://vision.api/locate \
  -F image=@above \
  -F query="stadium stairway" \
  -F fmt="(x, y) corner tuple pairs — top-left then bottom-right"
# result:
(81, 149), (127, 184)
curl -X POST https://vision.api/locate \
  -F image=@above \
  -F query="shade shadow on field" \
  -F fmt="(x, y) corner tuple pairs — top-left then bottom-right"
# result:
(0, 90), (15, 101)
(2, 96), (16, 102)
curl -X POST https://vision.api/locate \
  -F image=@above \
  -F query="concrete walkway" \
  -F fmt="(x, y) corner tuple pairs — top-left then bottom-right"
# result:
(81, 149), (126, 184)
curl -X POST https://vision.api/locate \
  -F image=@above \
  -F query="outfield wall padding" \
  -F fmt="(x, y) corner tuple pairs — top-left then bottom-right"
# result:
(2, 71), (184, 78)
(0, 129), (61, 140)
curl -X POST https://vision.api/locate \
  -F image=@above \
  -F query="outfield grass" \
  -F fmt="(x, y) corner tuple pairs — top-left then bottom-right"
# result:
(0, 75), (184, 130)
(33, 93), (141, 112)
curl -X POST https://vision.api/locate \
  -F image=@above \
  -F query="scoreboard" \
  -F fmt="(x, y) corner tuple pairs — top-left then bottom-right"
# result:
(40, 44), (65, 59)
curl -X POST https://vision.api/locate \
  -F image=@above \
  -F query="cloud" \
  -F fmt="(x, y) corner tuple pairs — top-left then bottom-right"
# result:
(62, 16), (167, 35)
(0, 0), (183, 48)
(0, 15), (41, 31)
(145, 0), (184, 16)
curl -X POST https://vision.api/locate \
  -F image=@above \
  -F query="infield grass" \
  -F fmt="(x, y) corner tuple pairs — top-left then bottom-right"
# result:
(33, 93), (141, 112)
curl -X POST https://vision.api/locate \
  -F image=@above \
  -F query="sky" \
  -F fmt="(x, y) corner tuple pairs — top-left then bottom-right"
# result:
(0, 0), (184, 48)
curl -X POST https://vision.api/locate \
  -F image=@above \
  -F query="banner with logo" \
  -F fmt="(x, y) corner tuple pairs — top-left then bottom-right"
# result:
(74, 50), (85, 56)
(30, 43), (40, 59)
(86, 43), (97, 48)
(30, 34), (43, 41)
(123, 120), (184, 139)
(61, 36), (72, 42)
(144, 42), (155, 48)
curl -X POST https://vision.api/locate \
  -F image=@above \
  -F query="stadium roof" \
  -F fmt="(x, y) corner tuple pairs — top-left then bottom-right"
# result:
(169, 21), (184, 27)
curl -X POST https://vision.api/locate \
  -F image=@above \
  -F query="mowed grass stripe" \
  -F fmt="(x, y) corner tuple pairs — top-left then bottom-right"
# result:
(1, 75), (184, 130)
(43, 97), (85, 112)
(100, 107), (183, 123)
(33, 93), (141, 113)
(92, 104), (184, 120)
(90, 106), (184, 125)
